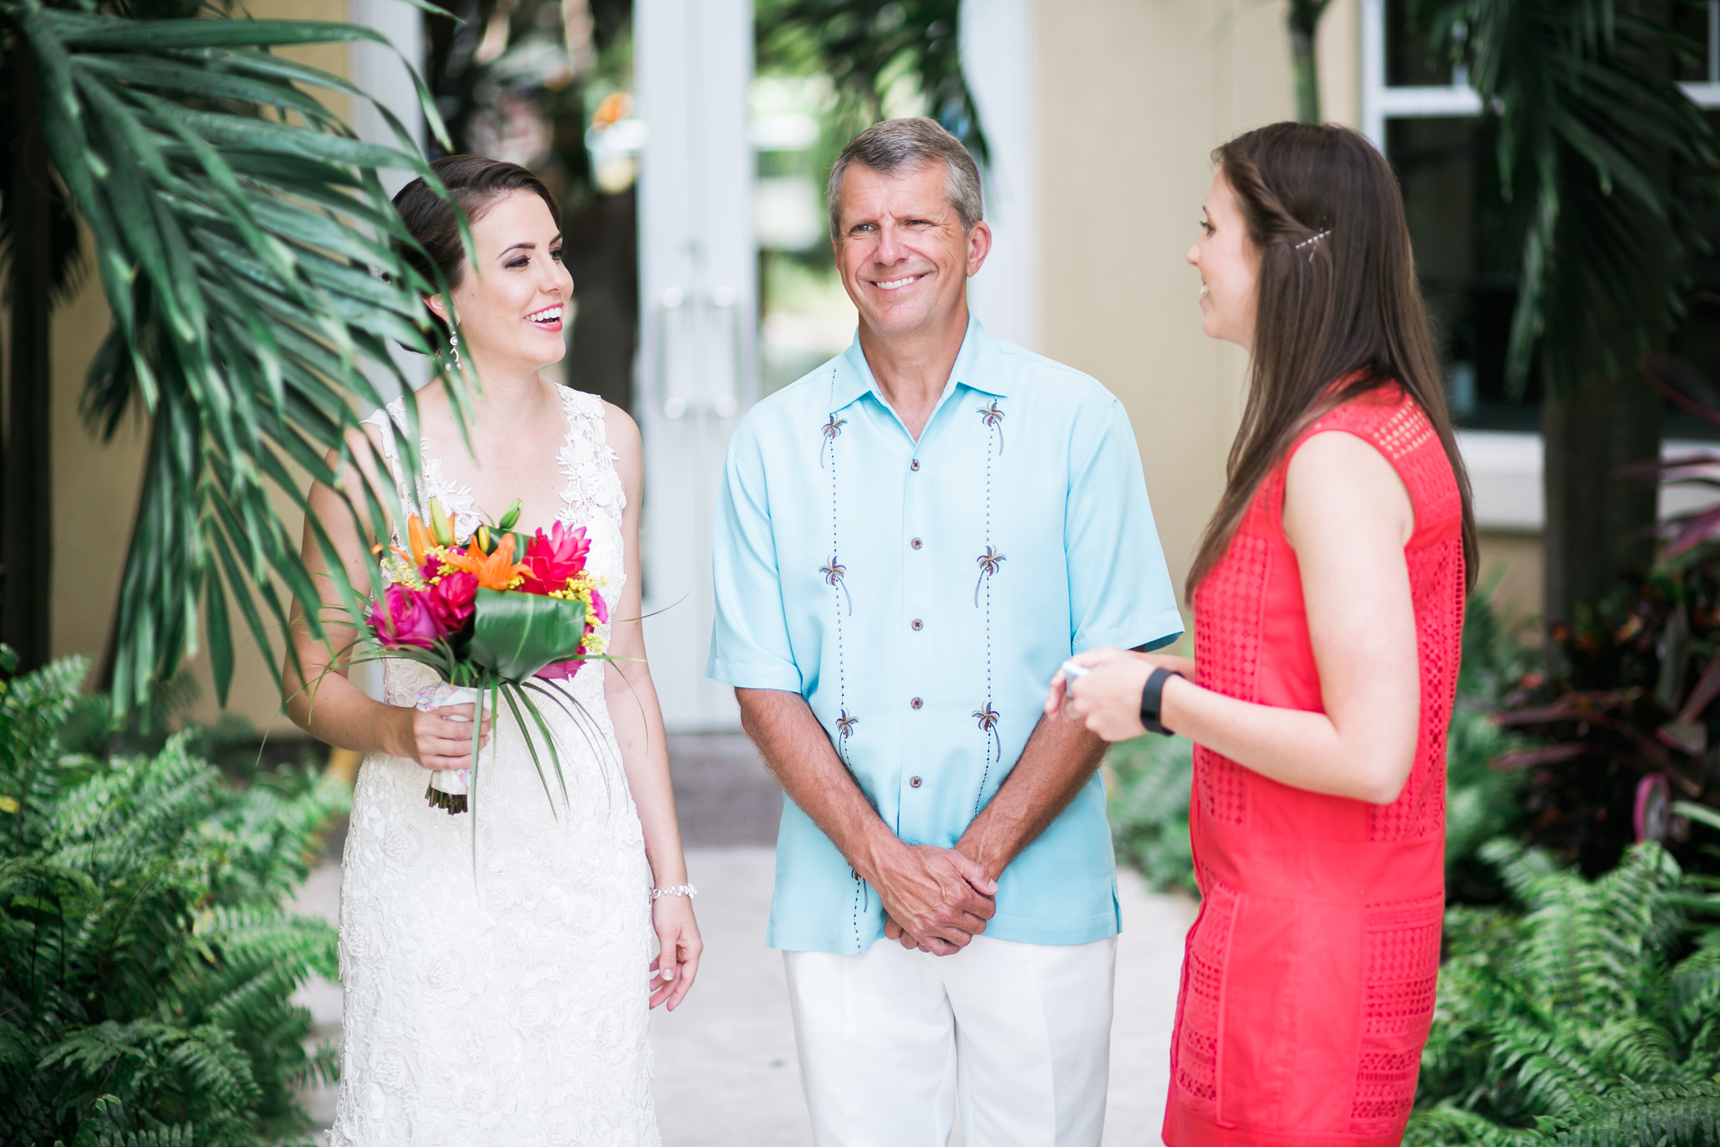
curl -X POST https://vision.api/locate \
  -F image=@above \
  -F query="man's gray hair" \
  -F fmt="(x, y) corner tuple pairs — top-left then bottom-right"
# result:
(826, 117), (984, 239)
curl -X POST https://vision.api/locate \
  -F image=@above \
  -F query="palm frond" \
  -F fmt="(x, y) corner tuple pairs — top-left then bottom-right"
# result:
(1411, 0), (1720, 399)
(757, 0), (988, 163)
(7, 4), (471, 711)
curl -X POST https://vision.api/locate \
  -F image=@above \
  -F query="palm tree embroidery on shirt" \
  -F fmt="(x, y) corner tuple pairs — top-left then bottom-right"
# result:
(820, 414), (847, 468)
(973, 546), (1006, 607)
(973, 703), (1002, 764)
(824, 368), (868, 942)
(978, 399), (1005, 454)
(820, 557), (852, 616)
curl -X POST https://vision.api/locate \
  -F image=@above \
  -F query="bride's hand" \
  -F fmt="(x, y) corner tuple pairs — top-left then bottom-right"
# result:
(649, 894), (703, 1011)
(389, 703), (492, 770)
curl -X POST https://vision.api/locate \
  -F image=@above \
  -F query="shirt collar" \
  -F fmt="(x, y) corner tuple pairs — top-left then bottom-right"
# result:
(827, 314), (1010, 414)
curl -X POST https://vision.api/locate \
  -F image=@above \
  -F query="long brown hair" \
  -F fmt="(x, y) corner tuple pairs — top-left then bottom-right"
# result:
(1185, 122), (1477, 598)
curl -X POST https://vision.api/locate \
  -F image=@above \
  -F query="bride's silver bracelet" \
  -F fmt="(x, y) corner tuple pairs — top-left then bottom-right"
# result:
(651, 884), (698, 901)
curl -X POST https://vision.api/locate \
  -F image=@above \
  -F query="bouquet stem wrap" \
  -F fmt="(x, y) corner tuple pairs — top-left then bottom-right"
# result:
(366, 517), (603, 824)
(415, 683), (488, 814)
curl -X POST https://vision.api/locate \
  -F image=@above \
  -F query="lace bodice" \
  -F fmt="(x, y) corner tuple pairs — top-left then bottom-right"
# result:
(367, 387), (627, 541)
(333, 386), (657, 1146)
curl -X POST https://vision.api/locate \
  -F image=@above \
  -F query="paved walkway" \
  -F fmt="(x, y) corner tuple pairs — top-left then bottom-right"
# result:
(291, 737), (1195, 1144)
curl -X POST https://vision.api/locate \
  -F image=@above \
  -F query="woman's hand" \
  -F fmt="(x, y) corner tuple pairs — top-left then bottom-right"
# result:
(390, 703), (492, 770)
(649, 894), (703, 1011)
(1045, 648), (1187, 743)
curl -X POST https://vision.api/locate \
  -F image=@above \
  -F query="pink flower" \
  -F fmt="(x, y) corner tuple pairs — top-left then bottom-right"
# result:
(367, 583), (440, 650)
(426, 570), (479, 634)
(518, 522), (592, 597)
(535, 587), (608, 682)
(536, 658), (584, 681)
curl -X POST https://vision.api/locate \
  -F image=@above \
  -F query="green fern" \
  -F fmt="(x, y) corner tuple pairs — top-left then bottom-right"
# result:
(1408, 843), (1720, 1145)
(0, 655), (348, 1147)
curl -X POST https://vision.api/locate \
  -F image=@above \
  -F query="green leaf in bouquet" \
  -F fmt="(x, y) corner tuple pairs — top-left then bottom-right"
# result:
(466, 590), (587, 683)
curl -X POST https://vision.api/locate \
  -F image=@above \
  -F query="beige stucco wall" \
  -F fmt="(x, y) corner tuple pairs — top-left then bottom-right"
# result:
(1034, 0), (1360, 605)
(1476, 530), (1543, 622)
(47, 0), (350, 731)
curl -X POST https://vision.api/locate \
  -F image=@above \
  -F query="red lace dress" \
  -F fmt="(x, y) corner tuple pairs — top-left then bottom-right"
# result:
(1163, 386), (1465, 1147)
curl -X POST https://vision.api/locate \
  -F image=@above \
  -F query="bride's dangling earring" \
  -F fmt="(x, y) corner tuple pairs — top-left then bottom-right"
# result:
(448, 331), (462, 373)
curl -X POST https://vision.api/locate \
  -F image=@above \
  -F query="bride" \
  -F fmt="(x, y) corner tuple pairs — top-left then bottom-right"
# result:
(285, 155), (699, 1145)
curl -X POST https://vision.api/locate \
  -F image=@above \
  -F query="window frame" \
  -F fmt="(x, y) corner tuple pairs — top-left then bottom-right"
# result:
(1359, 0), (1720, 532)
(1361, 0), (1720, 148)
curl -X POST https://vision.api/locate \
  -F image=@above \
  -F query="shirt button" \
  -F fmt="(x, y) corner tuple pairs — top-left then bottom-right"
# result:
(910, 537), (923, 550)
(910, 697), (923, 710)
(911, 618), (923, 631)
(909, 776), (923, 788)
(910, 460), (921, 471)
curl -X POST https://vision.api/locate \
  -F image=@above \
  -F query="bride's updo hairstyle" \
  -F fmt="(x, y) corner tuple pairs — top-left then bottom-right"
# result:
(392, 154), (562, 345)
(1185, 122), (1477, 598)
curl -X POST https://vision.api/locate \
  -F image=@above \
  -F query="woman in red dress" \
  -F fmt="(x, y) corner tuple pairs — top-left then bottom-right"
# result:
(1049, 122), (1476, 1145)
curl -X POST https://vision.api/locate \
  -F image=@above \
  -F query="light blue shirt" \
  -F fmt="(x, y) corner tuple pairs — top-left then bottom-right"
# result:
(709, 318), (1183, 953)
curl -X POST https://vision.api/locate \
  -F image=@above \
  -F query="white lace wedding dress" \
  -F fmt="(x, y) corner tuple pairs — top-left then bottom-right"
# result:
(329, 388), (659, 1147)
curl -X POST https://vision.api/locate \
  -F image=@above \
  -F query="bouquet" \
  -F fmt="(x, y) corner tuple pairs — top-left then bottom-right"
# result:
(365, 496), (608, 816)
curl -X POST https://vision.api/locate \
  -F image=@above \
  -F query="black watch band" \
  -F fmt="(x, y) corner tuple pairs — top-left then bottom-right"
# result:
(1139, 668), (1183, 736)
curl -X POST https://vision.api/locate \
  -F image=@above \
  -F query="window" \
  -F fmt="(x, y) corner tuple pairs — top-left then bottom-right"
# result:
(1361, 0), (1720, 437)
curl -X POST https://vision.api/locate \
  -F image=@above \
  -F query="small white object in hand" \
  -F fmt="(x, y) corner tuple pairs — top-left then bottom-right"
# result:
(1060, 660), (1091, 680)
(651, 884), (698, 900)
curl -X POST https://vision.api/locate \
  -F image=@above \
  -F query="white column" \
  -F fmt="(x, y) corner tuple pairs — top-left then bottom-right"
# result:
(347, 0), (430, 704)
(348, 0), (425, 194)
(961, 0), (1038, 351)
(347, 0), (430, 407)
(1360, 0), (1386, 148)
(636, 0), (757, 731)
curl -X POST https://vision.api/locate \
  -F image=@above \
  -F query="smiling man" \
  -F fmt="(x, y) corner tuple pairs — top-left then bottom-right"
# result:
(708, 118), (1182, 1146)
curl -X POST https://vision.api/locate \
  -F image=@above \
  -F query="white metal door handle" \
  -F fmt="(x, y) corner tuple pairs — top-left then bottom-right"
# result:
(657, 287), (689, 418)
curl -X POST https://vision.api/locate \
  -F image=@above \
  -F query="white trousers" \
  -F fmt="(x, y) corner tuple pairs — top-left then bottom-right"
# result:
(783, 935), (1117, 1147)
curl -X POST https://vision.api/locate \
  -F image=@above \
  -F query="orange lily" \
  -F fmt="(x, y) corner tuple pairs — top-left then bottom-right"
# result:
(440, 532), (529, 590)
(405, 513), (441, 567)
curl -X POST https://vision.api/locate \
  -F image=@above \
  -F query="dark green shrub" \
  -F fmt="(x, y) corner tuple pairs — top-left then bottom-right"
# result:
(1493, 559), (1720, 879)
(0, 655), (349, 1146)
(1106, 733), (1197, 897)
(1407, 841), (1720, 1145)
(1445, 580), (1535, 904)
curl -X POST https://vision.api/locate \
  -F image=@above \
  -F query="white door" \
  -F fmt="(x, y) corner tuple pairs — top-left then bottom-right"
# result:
(634, 0), (757, 732)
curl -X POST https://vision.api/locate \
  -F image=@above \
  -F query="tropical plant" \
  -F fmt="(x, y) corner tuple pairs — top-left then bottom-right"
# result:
(1288, 0), (1334, 123)
(1445, 578), (1536, 902)
(0, 0), (106, 672)
(1107, 732), (1198, 898)
(756, 0), (988, 162)
(1409, 0), (1720, 628)
(1406, 840), (1720, 1144)
(1491, 555), (1720, 878)
(420, 0), (639, 409)
(0, 0), (465, 710)
(0, 652), (350, 1146)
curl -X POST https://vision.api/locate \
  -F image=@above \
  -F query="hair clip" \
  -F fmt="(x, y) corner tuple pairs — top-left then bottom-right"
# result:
(1294, 229), (1331, 252)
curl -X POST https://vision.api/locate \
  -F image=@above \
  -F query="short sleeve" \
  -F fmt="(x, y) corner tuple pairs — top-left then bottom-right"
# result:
(707, 425), (805, 692)
(1066, 399), (1184, 652)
